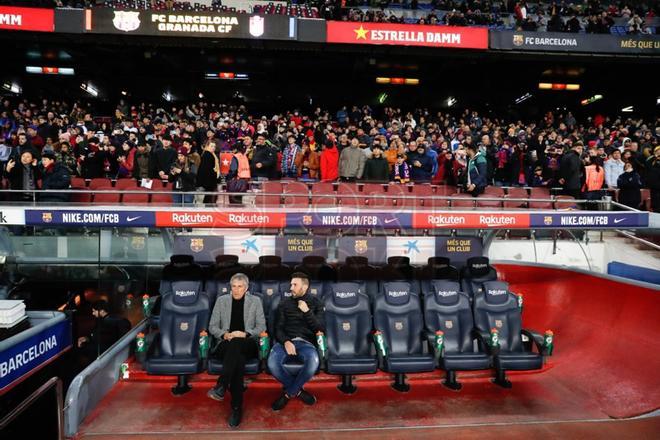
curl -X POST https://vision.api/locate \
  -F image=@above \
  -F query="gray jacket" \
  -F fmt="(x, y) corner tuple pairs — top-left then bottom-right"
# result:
(339, 146), (366, 179)
(208, 293), (266, 343)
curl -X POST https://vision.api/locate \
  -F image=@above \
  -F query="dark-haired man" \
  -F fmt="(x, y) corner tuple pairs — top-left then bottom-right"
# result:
(268, 272), (325, 411)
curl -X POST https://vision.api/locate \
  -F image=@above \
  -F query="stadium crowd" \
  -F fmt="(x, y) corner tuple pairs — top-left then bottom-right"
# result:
(0, 98), (658, 210)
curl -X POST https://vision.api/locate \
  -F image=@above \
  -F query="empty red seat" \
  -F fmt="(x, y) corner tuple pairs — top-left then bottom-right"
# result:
(554, 195), (577, 210)
(88, 178), (111, 190)
(338, 182), (363, 206)
(504, 187), (529, 209)
(70, 177), (87, 188)
(93, 187), (120, 204)
(255, 194), (281, 207)
(150, 188), (173, 205)
(529, 187), (553, 209)
(122, 189), (151, 205)
(449, 193), (475, 209)
(476, 193), (503, 209)
(115, 179), (139, 190)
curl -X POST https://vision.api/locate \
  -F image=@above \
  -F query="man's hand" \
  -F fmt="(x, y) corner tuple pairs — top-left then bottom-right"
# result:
(6, 159), (15, 172)
(223, 332), (233, 341)
(77, 336), (89, 347)
(230, 331), (246, 339)
(558, 178), (565, 185)
(256, 162), (263, 169)
(284, 340), (296, 355)
(298, 300), (309, 313)
(467, 184), (475, 192)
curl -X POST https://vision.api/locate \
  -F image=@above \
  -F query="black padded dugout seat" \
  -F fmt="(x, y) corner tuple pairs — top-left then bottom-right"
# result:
(460, 256), (498, 300)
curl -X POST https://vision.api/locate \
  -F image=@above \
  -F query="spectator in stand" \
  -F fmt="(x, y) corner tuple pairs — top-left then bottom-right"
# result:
(530, 165), (549, 187)
(294, 142), (320, 180)
(78, 136), (105, 179)
(646, 147), (660, 212)
(465, 144), (488, 196)
(617, 162), (642, 209)
(282, 135), (301, 178)
(55, 141), (78, 177)
(604, 149), (625, 188)
(559, 142), (584, 199)
(11, 132), (39, 162)
(251, 134), (277, 179)
(39, 151), (71, 203)
(197, 140), (220, 204)
(362, 145), (390, 182)
(565, 14), (581, 32)
(6, 150), (40, 202)
(339, 138), (365, 182)
(392, 154), (410, 184)
(228, 144), (251, 181)
(132, 142), (152, 180)
(407, 143), (434, 183)
(169, 147), (197, 205)
(152, 134), (177, 181)
(116, 141), (135, 178)
(320, 139), (339, 182)
(582, 156), (605, 200)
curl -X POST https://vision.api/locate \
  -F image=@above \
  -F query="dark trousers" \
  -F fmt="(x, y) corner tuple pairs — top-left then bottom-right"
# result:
(214, 338), (257, 409)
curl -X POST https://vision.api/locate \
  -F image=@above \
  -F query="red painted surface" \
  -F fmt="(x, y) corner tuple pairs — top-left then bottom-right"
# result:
(76, 265), (660, 437)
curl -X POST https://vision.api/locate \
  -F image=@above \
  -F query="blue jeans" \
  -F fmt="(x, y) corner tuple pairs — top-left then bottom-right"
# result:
(267, 340), (319, 397)
(172, 193), (194, 205)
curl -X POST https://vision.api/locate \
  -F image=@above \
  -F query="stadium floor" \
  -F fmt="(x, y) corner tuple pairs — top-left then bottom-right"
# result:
(75, 265), (660, 439)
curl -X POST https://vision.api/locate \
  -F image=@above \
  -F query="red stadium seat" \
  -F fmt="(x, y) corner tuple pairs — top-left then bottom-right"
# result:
(115, 179), (139, 190)
(554, 195), (577, 210)
(150, 188), (173, 205)
(388, 184), (419, 209)
(88, 178), (112, 190)
(70, 177), (87, 188)
(424, 196), (451, 209)
(93, 187), (121, 204)
(363, 183), (386, 207)
(255, 193), (282, 207)
(310, 182), (336, 207)
(449, 193), (475, 209)
(476, 187), (504, 208)
(338, 182), (363, 206)
(529, 187), (553, 209)
(504, 187), (529, 209)
(122, 189), (151, 205)
(261, 181), (283, 197)
(434, 185), (457, 196)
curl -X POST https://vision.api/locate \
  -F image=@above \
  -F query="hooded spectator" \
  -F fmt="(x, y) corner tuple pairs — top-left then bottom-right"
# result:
(617, 162), (642, 209)
(407, 144), (434, 183)
(39, 151), (71, 203)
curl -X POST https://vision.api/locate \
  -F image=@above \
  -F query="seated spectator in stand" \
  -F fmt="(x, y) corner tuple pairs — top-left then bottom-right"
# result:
(6, 150), (40, 202)
(465, 144), (488, 196)
(338, 138), (365, 182)
(320, 139), (339, 182)
(77, 300), (131, 369)
(604, 149), (625, 188)
(268, 273), (324, 411)
(294, 142), (320, 180)
(616, 162), (642, 209)
(362, 145), (390, 182)
(392, 154), (410, 183)
(39, 151), (71, 203)
(169, 147), (197, 205)
(207, 273), (266, 428)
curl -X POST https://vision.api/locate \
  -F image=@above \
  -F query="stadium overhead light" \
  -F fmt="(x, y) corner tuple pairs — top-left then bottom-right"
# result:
(447, 97), (457, 107)
(121, 90), (127, 96)
(377, 92), (388, 104)
(162, 91), (173, 102)
(205, 72), (249, 80)
(198, 92), (204, 99)
(580, 94), (603, 106)
(80, 82), (98, 97)
(538, 83), (580, 91)
(26, 66), (75, 75)
(621, 106), (634, 112)
(2, 82), (21, 94)
(515, 93), (533, 104)
(374, 77), (419, 85)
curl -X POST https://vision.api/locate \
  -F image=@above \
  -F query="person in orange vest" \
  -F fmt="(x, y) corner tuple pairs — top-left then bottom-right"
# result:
(583, 155), (605, 200)
(228, 144), (251, 181)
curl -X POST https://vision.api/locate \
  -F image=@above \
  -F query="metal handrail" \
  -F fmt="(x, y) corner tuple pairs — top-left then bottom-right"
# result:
(0, 376), (64, 440)
(615, 229), (660, 251)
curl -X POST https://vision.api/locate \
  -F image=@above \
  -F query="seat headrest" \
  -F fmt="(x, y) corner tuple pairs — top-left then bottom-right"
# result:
(466, 256), (491, 277)
(172, 281), (201, 306)
(170, 254), (194, 267)
(215, 254), (239, 267)
(387, 256), (410, 268)
(384, 282), (411, 306)
(483, 281), (509, 305)
(330, 282), (361, 307)
(428, 256), (450, 269)
(259, 255), (282, 265)
(345, 256), (368, 267)
(431, 280), (461, 305)
(302, 255), (326, 267)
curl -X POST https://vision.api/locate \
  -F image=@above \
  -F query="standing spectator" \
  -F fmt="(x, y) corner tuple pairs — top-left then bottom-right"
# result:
(197, 140), (220, 204)
(338, 138), (365, 181)
(250, 134), (277, 179)
(604, 149), (625, 188)
(320, 140), (339, 182)
(530, 165), (549, 187)
(55, 141), (78, 177)
(169, 148), (197, 205)
(39, 151), (71, 203)
(559, 143), (584, 199)
(228, 144), (251, 181)
(465, 144), (488, 196)
(281, 135), (301, 178)
(361, 145), (390, 182)
(583, 156), (605, 200)
(6, 150), (40, 201)
(617, 162), (642, 209)
(407, 144), (433, 183)
(646, 147), (660, 212)
(151, 134), (177, 181)
(132, 142), (151, 180)
(565, 14), (581, 32)
(392, 154), (410, 184)
(294, 143), (320, 180)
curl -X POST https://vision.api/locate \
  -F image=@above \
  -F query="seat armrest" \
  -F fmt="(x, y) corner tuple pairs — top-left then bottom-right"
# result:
(521, 329), (547, 355)
(472, 328), (498, 355)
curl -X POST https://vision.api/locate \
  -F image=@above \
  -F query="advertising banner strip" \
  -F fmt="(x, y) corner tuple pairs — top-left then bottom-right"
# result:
(327, 21), (488, 49)
(0, 207), (26, 226)
(26, 210), (156, 227)
(287, 212), (413, 229)
(86, 8), (295, 40)
(490, 30), (660, 55)
(529, 212), (649, 228)
(413, 212), (531, 229)
(0, 6), (55, 32)
(155, 211), (287, 228)
(0, 319), (71, 393)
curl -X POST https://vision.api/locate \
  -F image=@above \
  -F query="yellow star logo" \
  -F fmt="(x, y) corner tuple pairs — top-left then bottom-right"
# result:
(354, 25), (368, 40)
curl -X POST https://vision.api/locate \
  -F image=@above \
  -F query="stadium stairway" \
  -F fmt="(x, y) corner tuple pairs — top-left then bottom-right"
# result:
(73, 264), (660, 439)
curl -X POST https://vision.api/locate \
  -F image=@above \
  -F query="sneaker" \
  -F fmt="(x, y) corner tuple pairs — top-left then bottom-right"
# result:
(271, 393), (290, 411)
(206, 384), (225, 401)
(228, 407), (242, 428)
(297, 389), (317, 406)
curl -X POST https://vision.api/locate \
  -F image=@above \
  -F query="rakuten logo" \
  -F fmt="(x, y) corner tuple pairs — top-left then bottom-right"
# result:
(479, 215), (517, 226)
(175, 290), (197, 297)
(172, 213), (213, 224)
(427, 215), (466, 226)
(471, 263), (488, 269)
(335, 291), (357, 299)
(487, 289), (507, 296)
(228, 213), (269, 224)
(437, 290), (458, 297)
(388, 291), (408, 297)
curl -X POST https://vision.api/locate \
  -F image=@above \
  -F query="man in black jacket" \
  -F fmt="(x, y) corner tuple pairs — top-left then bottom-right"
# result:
(362, 145), (390, 182)
(250, 134), (277, 179)
(268, 272), (324, 411)
(559, 143), (584, 199)
(40, 151), (71, 203)
(5, 150), (40, 201)
(77, 300), (131, 367)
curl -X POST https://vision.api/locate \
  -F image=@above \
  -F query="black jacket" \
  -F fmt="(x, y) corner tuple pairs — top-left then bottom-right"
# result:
(196, 150), (219, 189)
(251, 145), (277, 179)
(275, 293), (325, 346)
(40, 163), (71, 203)
(617, 171), (642, 209)
(150, 147), (177, 178)
(362, 156), (390, 182)
(407, 151), (434, 182)
(83, 315), (131, 358)
(7, 162), (41, 201)
(559, 150), (582, 191)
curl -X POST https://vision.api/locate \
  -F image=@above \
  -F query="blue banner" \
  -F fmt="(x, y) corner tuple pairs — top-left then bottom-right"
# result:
(530, 212), (649, 228)
(26, 210), (156, 227)
(287, 212), (412, 229)
(0, 319), (72, 392)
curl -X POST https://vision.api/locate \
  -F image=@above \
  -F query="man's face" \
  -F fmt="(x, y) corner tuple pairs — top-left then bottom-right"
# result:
(20, 152), (33, 165)
(41, 157), (54, 168)
(18, 135), (27, 145)
(230, 280), (248, 300)
(612, 150), (621, 160)
(290, 278), (308, 298)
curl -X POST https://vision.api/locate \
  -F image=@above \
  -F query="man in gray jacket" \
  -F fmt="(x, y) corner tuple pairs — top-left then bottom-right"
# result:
(207, 273), (266, 428)
(339, 138), (366, 181)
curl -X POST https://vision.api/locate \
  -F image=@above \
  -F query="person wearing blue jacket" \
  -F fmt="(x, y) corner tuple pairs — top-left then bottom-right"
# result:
(407, 144), (434, 182)
(466, 144), (488, 196)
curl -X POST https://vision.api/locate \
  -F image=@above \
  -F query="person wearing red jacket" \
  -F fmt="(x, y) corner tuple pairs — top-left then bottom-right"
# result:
(320, 140), (339, 182)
